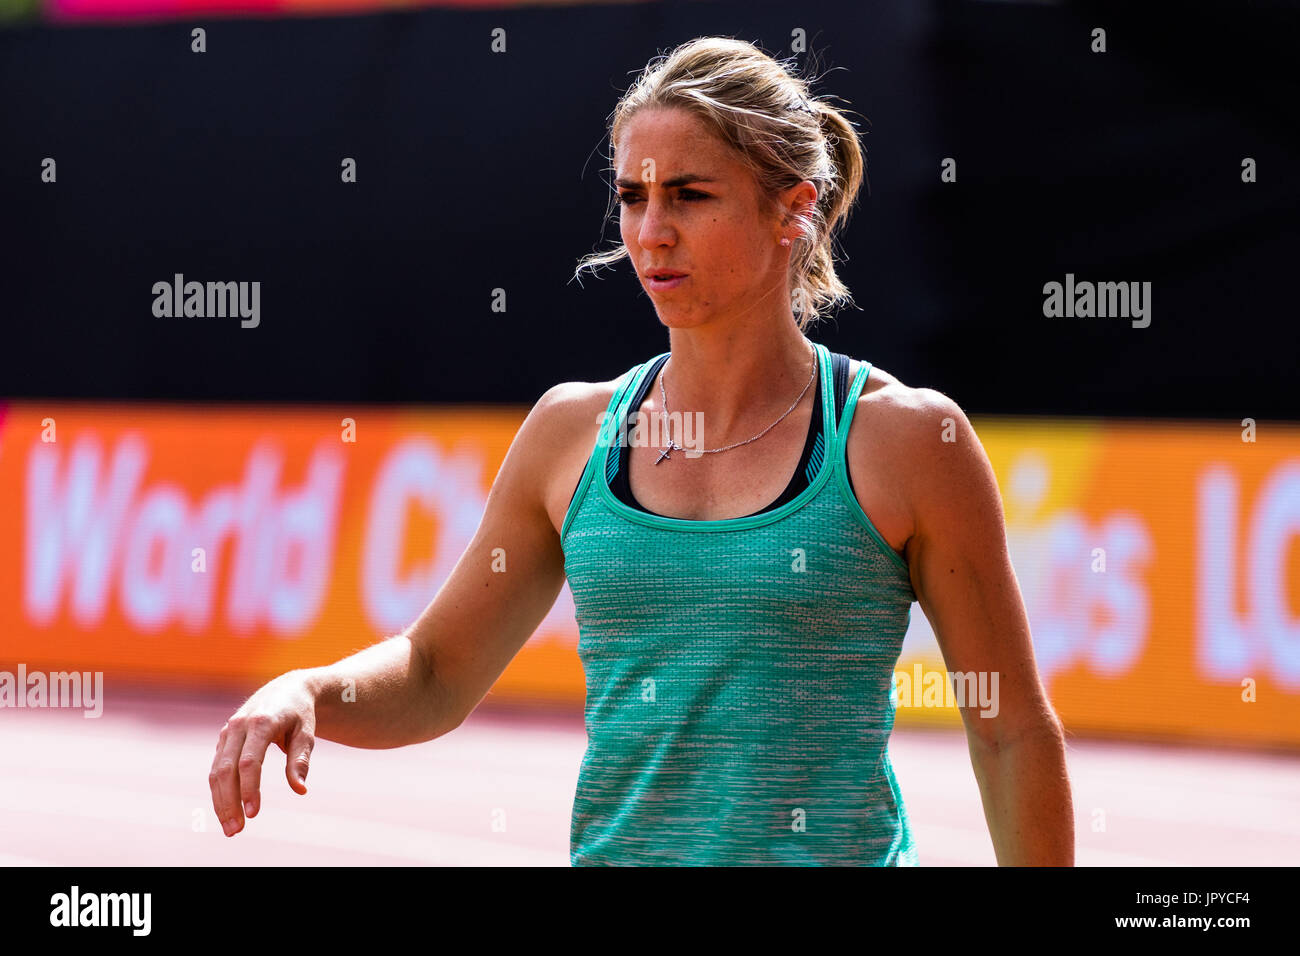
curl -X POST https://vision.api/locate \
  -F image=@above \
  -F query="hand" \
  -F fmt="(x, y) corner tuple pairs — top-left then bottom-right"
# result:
(209, 670), (317, 837)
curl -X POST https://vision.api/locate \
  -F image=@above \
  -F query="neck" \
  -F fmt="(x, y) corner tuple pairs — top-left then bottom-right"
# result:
(660, 319), (817, 442)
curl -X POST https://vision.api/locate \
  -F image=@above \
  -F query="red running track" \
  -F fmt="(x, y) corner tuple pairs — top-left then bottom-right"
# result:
(1, 688), (1297, 866)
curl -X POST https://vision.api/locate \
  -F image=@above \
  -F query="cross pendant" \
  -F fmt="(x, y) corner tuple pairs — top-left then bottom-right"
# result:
(655, 442), (677, 465)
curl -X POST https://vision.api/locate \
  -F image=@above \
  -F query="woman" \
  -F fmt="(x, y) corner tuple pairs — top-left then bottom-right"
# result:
(209, 36), (1073, 866)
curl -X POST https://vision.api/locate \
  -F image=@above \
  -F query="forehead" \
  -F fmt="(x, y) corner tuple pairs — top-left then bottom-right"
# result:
(614, 107), (737, 177)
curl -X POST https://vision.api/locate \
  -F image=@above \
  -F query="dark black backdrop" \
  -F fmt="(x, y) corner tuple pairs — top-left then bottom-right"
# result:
(2, 0), (1296, 417)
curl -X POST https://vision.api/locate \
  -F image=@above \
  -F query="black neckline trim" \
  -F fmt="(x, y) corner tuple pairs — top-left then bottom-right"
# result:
(605, 351), (852, 519)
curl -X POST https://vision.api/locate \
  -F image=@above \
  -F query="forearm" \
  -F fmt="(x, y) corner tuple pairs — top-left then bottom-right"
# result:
(967, 725), (1075, 865)
(300, 633), (454, 749)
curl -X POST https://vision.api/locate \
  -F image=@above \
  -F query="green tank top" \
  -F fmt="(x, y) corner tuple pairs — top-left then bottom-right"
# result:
(560, 342), (919, 865)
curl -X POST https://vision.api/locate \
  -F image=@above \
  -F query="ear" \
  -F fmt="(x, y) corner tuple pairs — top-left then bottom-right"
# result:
(776, 180), (819, 244)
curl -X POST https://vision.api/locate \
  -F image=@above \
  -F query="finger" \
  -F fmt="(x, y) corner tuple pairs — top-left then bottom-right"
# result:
(237, 714), (278, 819)
(210, 720), (247, 836)
(285, 724), (314, 795)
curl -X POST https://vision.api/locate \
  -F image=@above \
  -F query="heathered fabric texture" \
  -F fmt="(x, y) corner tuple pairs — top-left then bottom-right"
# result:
(560, 342), (918, 866)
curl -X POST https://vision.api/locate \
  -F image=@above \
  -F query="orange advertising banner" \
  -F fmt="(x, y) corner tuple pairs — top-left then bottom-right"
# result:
(0, 402), (582, 699)
(0, 402), (1296, 748)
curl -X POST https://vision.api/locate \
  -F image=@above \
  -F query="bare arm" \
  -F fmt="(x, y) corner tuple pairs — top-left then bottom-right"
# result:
(299, 635), (447, 749)
(210, 381), (588, 834)
(900, 388), (1075, 866)
(398, 382), (590, 732)
(310, 380), (583, 745)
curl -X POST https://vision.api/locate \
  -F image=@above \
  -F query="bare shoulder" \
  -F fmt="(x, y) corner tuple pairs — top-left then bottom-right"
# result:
(528, 377), (622, 447)
(842, 360), (986, 555)
(524, 376), (625, 536)
(845, 360), (970, 449)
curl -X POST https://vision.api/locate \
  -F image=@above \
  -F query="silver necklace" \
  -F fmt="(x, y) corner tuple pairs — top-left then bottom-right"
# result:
(655, 345), (818, 464)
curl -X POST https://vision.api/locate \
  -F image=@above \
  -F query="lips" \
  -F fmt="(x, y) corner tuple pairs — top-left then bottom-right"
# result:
(646, 269), (687, 280)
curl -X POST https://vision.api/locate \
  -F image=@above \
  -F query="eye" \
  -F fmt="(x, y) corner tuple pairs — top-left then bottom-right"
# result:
(616, 189), (710, 205)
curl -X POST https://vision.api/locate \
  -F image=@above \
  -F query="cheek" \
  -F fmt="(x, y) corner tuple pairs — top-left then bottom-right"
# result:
(703, 222), (766, 278)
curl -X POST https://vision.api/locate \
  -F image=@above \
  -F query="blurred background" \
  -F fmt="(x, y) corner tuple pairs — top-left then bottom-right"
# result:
(1, 0), (1298, 866)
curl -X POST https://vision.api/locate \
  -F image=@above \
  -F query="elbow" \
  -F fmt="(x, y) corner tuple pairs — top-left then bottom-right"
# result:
(410, 640), (467, 742)
(968, 711), (1066, 756)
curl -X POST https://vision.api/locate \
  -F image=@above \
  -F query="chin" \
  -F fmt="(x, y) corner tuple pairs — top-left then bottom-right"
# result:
(655, 310), (709, 330)
(652, 301), (713, 328)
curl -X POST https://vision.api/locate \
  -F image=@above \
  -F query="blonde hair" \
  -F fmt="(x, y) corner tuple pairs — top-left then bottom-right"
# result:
(573, 36), (868, 332)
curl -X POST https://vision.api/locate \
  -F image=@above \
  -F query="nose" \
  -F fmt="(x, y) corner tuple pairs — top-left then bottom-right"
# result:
(636, 193), (676, 250)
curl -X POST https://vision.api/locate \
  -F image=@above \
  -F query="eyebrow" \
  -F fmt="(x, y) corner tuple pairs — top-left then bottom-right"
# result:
(614, 174), (717, 190)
